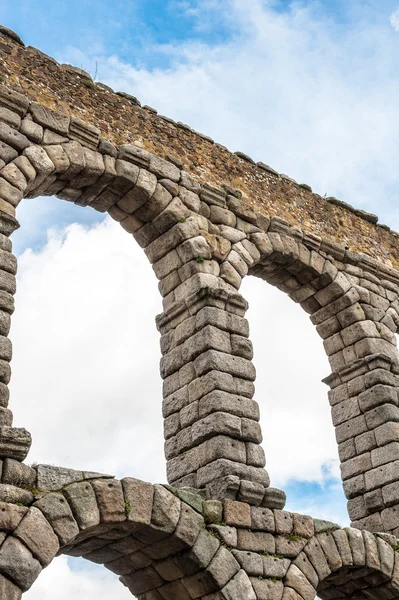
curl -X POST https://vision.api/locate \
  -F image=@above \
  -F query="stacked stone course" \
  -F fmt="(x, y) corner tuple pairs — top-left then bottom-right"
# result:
(0, 24), (398, 597)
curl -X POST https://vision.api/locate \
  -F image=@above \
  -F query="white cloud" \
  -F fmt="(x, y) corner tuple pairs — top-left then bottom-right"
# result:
(390, 7), (399, 31)
(25, 556), (129, 600)
(10, 217), (165, 483)
(243, 276), (337, 486)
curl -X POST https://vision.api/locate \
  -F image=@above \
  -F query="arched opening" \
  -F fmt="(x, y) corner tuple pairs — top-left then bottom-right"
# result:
(9, 196), (166, 598)
(10, 195), (165, 480)
(241, 274), (348, 524)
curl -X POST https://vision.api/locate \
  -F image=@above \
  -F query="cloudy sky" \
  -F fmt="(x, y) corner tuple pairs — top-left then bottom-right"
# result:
(2, 0), (399, 597)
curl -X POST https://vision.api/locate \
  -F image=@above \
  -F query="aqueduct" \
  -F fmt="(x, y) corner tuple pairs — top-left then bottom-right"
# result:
(0, 23), (397, 599)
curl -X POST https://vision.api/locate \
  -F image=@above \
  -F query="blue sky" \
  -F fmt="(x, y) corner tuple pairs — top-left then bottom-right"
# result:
(2, 0), (233, 68)
(3, 0), (399, 74)
(2, 1), (399, 597)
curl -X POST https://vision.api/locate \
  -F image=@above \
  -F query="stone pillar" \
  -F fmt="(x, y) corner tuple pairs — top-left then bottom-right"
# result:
(314, 279), (399, 534)
(157, 285), (285, 508)
(0, 212), (31, 464)
(325, 353), (399, 535)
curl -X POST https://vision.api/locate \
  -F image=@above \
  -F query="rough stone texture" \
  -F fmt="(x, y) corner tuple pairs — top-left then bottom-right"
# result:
(0, 536), (41, 591)
(36, 465), (88, 491)
(33, 492), (79, 546)
(0, 471), (392, 598)
(13, 506), (59, 567)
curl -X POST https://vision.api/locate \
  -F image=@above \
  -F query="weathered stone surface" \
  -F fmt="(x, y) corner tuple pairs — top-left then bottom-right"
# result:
(118, 168), (157, 213)
(23, 145), (55, 190)
(0, 122), (29, 152)
(237, 529), (275, 553)
(36, 465), (84, 491)
(209, 523), (238, 548)
(251, 506), (275, 532)
(69, 116), (100, 150)
(20, 118), (43, 144)
(0, 107), (21, 130)
(91, 479), (125, 523)
(198, 458), (269, 488)
(34, 492), (79, 546)
(14, 506), (59, 566)
(275, 535), (307, 557)
(252, 578), (284, 600)
(0, 536), (42, 591)
(263, 555), (291, 578)
(149, 155), (180, 182)
(0, 84), (29, 116)
(231, 549), (263, 576)
(29, 103), (69, 134)
(176, 528), (220, 575)
(275, 510), (293, 535)
(63, 481), (100, 529)
(121, 565), (164, 596)
(284, 564), (315, 600)
(221, 569), (256, 599)
(223, 499), (251, 528)
(145, 502), (203, 560)
(204, 546), (240, 593)
(122, 477), (154, 525)
(262, 487), (286, 509)
(346, 527), (366, 565)
(0, 575), (22, 600)
(237, 480), (264, 506)
(151, 484), (181, 533)
(177, 488), (203, 513)
(0, 483), (33, 505)
(0, 503), (27, 531)
(203, 499), (223, 524)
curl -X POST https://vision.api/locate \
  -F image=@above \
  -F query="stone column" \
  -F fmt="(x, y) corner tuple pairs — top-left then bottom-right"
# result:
(0, 212), (31, 464)
(157, 284), (285, 508)
(314, 280), (399, 533)
(325, 352), (399, 534)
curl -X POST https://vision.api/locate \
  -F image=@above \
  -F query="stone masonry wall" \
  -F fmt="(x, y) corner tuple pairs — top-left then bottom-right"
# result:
(0, 27), (398, 268)
(0, 23), (398, 598)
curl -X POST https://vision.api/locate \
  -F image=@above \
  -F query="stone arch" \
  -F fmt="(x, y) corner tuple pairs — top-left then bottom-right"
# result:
(3, 463), (399, 600)
(0, 470), (255, 599)
(0, 86), (398, 533)
(0, 90), (278, 511)
(284, 528), (399, 600)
